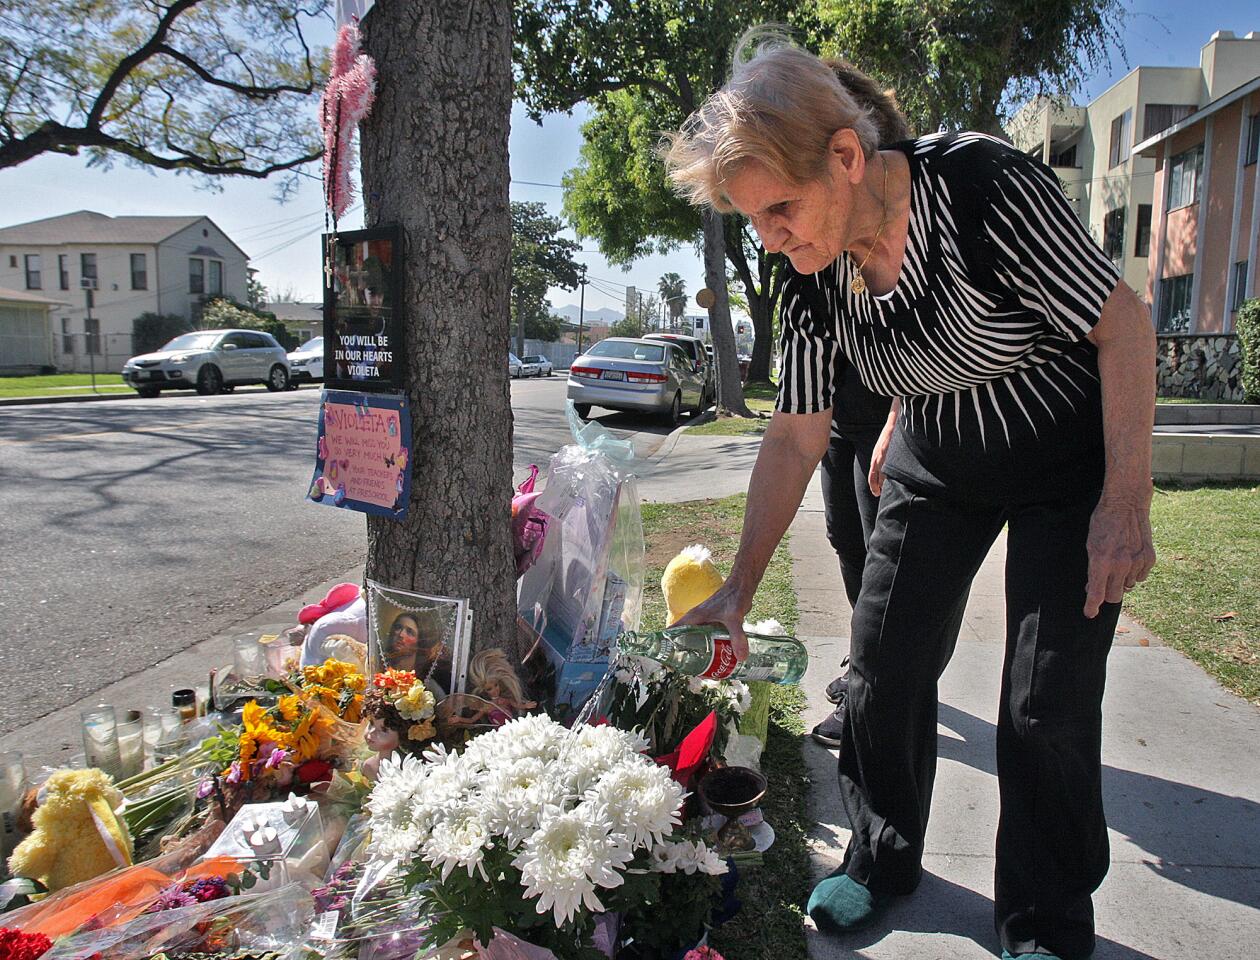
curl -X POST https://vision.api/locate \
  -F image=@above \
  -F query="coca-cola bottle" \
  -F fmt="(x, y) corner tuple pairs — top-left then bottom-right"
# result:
(616, 625), (808, 684)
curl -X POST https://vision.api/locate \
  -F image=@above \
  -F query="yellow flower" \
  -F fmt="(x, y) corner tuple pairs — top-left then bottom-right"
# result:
(278, 695), (302, 723)
(397, 683), (436, 722)
(407, 719), (436, 742)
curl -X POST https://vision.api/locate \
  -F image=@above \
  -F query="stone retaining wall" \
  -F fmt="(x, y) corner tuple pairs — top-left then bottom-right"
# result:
(1156, 334), (1243, 402)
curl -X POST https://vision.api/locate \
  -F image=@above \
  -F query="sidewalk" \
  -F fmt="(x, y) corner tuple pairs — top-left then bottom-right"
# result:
(788, 478), (1260, 958)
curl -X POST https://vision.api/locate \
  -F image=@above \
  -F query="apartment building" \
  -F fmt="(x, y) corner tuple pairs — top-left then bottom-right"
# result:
(0, 211), (249, 373)
(1007, 31), (1260, 309)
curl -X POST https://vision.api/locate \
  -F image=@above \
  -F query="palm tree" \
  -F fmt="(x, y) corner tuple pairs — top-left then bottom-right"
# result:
(658, 272), (686, 331)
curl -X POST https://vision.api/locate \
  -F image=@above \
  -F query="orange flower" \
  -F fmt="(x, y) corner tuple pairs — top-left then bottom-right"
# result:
(277, 695), (301, 723)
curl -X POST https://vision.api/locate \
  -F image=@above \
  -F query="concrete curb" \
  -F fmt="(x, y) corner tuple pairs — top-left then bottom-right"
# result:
(1155, 402), (1260, 425)
(0, 384), (320, 408)
(1153, 431), (1260, 482)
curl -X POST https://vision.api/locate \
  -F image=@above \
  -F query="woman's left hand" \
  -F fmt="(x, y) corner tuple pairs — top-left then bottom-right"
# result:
(1084, 495), (1156, 618)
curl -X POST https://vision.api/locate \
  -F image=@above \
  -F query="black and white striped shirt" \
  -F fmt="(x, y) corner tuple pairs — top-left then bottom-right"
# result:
(776, 133), (1122, 501)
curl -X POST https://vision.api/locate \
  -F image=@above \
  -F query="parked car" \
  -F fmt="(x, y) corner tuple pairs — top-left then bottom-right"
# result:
(122, 329), (290, 397)
(287, 336), (324, 384)
(643, 333), (713, 408)
(509, 352), (541, 378)
(567, 337), (705, 425)
(520, 354), (554, 377)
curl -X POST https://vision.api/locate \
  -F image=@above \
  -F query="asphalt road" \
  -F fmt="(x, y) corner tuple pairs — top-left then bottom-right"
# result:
(0, 376), (671, 735)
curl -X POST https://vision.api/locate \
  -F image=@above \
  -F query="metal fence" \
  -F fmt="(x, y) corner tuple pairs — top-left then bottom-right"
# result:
(56, 332), (137, 375)
(520, 340), (578, 370)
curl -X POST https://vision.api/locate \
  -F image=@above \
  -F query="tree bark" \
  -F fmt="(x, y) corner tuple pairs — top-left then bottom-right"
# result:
(724, 222), (782, 385)
(701, 206), (752, 417)
(359, 0), (516, 653)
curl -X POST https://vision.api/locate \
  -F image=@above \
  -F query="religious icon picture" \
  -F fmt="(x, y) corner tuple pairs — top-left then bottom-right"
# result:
(364, 579), (470, 699)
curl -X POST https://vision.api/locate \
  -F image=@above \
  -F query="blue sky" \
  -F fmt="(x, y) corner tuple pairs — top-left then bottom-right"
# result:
(1, 2), (1254, 318)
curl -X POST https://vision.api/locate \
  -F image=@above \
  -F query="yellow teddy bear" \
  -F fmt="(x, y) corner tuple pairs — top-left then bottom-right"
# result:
(661, 544), (725, 625)
(8, 768), (134, 891)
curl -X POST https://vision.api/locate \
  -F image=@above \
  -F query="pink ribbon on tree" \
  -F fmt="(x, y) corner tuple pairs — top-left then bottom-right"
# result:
(320, 22), (377, 221)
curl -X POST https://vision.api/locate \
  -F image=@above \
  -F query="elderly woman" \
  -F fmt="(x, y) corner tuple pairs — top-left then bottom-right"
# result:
(665, 35), (1155, 960)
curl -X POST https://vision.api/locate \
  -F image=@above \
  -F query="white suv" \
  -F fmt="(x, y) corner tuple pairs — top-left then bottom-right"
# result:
(122, 329), (291, 398)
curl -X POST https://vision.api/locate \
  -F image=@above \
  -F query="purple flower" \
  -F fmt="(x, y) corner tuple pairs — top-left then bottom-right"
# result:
(152, 885), (197, 911)
(330, 896), (349, 911)
(265, 747), (289, 770)
(196, 778), (215, 799)
(187, 876), (230, 902)
(225, 761), (243, 784)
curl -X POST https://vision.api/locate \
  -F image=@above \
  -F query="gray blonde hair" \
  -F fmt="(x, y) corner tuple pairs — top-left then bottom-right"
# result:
(663, 27), (881, 212)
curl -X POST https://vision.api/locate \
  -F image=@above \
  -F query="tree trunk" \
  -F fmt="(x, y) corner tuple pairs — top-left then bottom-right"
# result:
(701, 207), (752, 417)
(359, 0), (516, 653)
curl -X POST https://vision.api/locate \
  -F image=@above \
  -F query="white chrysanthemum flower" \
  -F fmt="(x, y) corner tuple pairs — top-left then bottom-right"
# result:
(562, 724), (648, 794)
(423, 807), (492, 881)
(745, 617), (785, 636)
(366, 753), (429, 860)
(586, 758), (684, 847)
(514, 805), (633, 927)
(480, 757), (567, 848)
(649, 839), (729, 876)
(466, 714), (567, 768)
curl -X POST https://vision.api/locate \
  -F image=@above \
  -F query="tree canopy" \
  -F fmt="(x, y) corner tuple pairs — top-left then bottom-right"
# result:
(815, 0), (1127, 134)
(0, 0), (326, 194)
(512, 201), (581, 348)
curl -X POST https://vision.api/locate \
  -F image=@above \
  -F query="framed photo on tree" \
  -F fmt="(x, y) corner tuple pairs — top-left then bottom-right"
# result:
(322, 224), (404, 392)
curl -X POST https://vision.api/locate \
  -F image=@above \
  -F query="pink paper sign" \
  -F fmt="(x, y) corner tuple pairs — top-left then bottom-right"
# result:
(309, 390), (410, 517)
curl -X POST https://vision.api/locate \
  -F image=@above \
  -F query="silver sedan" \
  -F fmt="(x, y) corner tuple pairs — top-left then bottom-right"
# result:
(566, 337), (706, 425)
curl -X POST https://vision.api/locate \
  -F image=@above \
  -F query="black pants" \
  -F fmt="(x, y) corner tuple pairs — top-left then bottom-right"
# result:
(837, 478), (1119, 960)
(820, 429), (882, 607)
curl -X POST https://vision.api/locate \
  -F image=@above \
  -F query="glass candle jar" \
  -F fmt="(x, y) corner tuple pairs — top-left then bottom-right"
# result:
(116, 710), (145, 780)
(0, 750), (25, 860)
(81, 705), (121, 778)
(143, 706), (186, 764)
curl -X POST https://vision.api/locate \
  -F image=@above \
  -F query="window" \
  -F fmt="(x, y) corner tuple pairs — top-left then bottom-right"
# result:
(61, 317), (73, 354)
(58, 254), (69, 290)
(1158, 274), (1194, 333)
(130, 253), (147, 290)
(24, 254), (41, 289)
(84, 316), (101, 355)
(1233, 261), (1251, 312)
(208, 260), (223, 295)
(242, 332), (270, 349)
(1048, 143), (1078, 168)
(6, 256), (14, 268)
(1102, 207), (1126, 261)
(1167, 144), (1204, 210)
(189, 258), (204, 294)
(1134, 204), (1153, 257)
(1144, 103), (1196, 139)
(80, 252), (97, 283)
(1246, 113), (1260, 166)
(1108, 109), (1132, 168)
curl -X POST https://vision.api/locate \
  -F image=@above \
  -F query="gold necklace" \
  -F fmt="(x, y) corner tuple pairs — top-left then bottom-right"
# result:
(849, 153), (888, 296)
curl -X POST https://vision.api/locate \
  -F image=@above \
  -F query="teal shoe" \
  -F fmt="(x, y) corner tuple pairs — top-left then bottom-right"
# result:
(807, 870), (888, 933)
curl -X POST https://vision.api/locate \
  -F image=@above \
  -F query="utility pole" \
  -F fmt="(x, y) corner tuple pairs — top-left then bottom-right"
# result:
(576, 265), (587, 355)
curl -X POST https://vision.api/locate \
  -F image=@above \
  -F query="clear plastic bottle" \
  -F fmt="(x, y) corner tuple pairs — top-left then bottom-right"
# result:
(616, 625), (808, 684)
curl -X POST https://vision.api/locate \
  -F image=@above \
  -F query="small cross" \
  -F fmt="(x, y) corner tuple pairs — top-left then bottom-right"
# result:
(324, 235), (337, 288)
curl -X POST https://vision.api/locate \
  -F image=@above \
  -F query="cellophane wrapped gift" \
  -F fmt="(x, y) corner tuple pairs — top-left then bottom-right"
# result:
(40, 883), (312, 960)
(201, 797), (328, 891)
(295, 813), (435, 960)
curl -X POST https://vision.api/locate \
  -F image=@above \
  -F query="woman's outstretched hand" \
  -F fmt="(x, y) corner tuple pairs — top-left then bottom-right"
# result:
(671, 582), (753, 661)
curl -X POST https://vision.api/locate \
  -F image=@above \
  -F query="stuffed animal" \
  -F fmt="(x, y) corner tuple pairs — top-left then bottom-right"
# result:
(661, 544), (725, 625)
(8, 768), (133, 892)
(300, 583), (368, 667)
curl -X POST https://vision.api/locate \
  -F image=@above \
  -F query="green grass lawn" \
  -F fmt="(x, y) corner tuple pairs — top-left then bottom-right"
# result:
(1155, 396), (1243, 405)
(686, 380), (777, 437)
(640, 495), (809, 960)
(0, 373), (130, 398)
(1123, 482), (1259, 703)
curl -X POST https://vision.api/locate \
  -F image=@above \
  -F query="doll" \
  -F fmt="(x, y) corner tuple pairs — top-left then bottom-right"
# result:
(360, 670), (437, 780)
(458, 650), (537, 727)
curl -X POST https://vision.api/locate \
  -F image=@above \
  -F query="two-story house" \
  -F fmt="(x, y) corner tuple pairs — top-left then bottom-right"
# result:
(0, 211), (250, 373)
